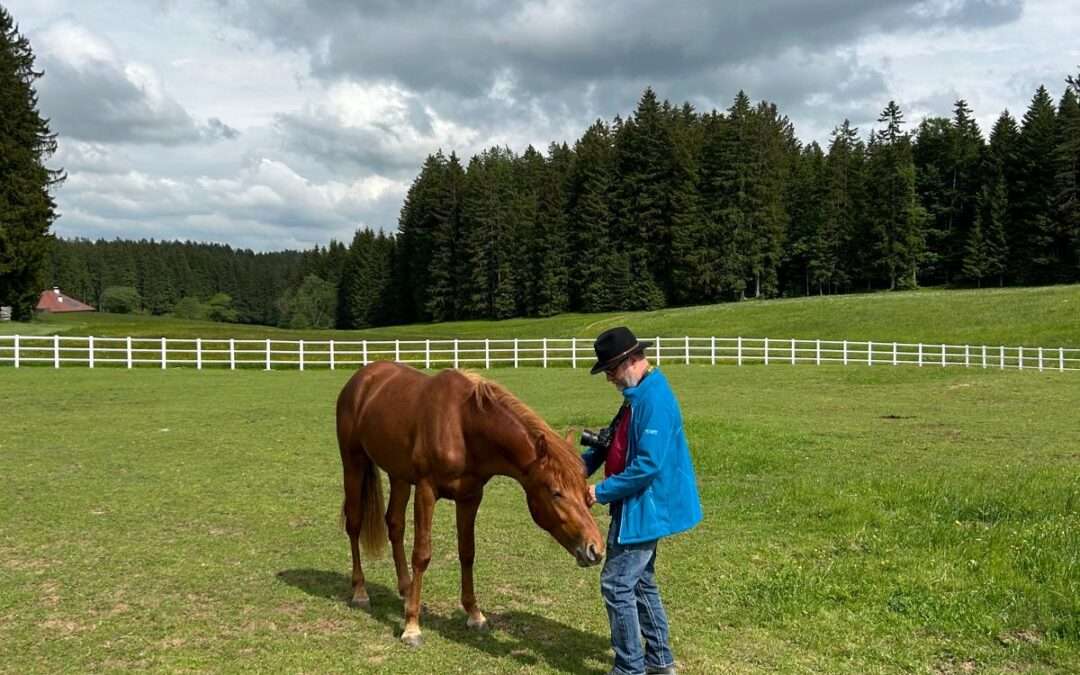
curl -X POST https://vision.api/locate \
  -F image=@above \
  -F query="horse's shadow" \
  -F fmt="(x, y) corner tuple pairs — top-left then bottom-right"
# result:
(277, 568), (609, 674)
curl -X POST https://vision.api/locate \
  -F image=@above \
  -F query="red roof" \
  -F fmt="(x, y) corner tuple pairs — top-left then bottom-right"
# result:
(36, 288), (95, 313)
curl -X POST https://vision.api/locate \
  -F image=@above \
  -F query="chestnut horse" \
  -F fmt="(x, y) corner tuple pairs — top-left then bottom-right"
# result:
(336, 361), (604, 646)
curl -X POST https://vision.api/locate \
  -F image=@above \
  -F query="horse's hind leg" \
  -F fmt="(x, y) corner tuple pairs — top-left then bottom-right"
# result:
(341, 455), (375, 607)
(456, 493), (487, 630)
(401, 481), (436, 647)
(386, 477), (412, 598)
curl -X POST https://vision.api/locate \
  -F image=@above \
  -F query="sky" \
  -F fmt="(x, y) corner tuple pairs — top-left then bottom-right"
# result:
(6, 0), (1079, 252)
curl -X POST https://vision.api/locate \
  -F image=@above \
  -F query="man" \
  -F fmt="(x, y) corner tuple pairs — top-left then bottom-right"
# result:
(582, 326), (703, 675)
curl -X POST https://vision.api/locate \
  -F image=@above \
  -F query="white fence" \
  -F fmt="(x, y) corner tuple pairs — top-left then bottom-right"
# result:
(0, 335), (1077, 372)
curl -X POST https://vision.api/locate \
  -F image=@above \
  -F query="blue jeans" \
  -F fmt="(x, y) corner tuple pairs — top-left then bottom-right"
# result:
(600, 505), (674, 675)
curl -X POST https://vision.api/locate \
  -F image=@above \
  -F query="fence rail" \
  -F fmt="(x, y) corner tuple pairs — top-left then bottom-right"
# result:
(1, 335), (1077, 373)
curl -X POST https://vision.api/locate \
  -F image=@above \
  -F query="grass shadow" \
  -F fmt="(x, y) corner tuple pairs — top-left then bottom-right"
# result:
(277, 568), (609, 674)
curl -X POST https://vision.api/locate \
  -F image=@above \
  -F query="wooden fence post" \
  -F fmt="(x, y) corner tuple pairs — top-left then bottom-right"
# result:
(127, 336), (133, 369)
(196, 337), (202, 370)
(265, 339), (270, 371)
(88, 335), (95, 369)
(230, 338), (236, 370)
(162, 337), (167, 370)
(54, 335), (61, 368)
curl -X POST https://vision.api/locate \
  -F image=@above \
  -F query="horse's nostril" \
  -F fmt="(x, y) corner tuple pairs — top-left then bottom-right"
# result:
(587, 543), (599, 562)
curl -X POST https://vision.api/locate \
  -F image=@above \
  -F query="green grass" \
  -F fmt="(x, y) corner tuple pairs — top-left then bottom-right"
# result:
(2, 365), (1078, 673)
(4, 284), (1080, 346)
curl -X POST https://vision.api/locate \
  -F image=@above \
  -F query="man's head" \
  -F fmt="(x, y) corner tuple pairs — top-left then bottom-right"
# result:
(590, 327), (652, 391)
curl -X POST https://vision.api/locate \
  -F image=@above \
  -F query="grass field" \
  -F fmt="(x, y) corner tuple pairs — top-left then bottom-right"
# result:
(4, 284), (1080, 347)
(2, 363), (1078, 674)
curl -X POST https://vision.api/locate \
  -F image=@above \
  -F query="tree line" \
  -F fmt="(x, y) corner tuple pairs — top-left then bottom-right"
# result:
(43, 76), (1080, 329)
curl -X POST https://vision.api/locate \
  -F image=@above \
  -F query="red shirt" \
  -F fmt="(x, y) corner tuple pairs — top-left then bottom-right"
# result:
(604, 406), (632, 478)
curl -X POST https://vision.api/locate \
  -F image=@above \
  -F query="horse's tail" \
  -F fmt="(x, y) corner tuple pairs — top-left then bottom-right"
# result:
(340, 460), (387, 558)
(337, 368), (388, 559)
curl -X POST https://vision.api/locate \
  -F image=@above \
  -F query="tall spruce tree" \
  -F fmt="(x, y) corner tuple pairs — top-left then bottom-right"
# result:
(0, 7), (64, 319)
(824, 120), (866, 293)
(395, 152), (447, 322)
(1016, 86), (1060, 283)
(424, 153), (465, 322)
(746, 101), (795, 297)
(611, 88), (669, 309)
(567, 120), (621, 312)
(1054, 73), (1080, 278)
(529, 143), (573, 316)
(867, 101), (926, 289)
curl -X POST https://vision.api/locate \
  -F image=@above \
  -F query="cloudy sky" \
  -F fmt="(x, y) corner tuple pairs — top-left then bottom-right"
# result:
(7, 0), (1079, 251)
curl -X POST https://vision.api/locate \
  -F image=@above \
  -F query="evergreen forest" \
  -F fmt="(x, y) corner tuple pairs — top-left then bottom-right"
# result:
(42, 76), (1080, 329)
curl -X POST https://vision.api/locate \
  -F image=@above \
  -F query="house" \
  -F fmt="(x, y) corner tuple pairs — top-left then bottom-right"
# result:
(35, 287), (96, 313)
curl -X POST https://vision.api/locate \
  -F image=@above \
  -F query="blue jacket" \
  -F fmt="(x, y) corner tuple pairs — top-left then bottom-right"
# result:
(582, 368), (703, 544)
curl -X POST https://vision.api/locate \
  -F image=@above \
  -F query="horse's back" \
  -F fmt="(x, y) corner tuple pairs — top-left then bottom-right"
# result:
(338, 362), (472, 480)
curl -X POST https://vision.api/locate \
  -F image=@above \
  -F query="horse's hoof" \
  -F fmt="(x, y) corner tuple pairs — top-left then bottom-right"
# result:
(466, 615), (489, 631)
(401, 631), (423, 648)
(349, 590), (370, 608)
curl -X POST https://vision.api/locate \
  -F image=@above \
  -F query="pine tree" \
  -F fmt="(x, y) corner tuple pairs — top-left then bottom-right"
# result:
(567, 120), (620, 312)
(424, 153), (464, 322)
(530, 143), (572, 316)
(824, 120), (866, 293)
(1054, 73), (1080, 279)
(1016, 86), (1060, 283)
(611, 88), (670, 308)
(961, 208), (989, 287)
(786, 142), (827, 296)
(396, 152), (449, 322)
(0, 7), (64, 319)
(982, 178), (1010, 286)
(867, 101), (926, 289)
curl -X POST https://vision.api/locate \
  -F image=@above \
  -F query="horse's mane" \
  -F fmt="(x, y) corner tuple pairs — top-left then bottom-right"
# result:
(458, 370), (585, 489)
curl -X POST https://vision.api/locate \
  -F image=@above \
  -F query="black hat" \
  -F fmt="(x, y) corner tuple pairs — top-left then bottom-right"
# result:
(590, 327), (652, 375)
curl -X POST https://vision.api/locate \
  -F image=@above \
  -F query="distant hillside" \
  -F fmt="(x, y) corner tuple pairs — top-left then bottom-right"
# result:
(8, 284), (1079, 348)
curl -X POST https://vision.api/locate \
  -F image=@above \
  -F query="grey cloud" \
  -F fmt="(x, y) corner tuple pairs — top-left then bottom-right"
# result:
(217, 1), (1023, 98)
(37, 51), (239, 146)
(274, 111), (434, 176)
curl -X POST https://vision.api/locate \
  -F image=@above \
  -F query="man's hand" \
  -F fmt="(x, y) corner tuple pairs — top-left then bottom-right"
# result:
(585, 484), (597, 507)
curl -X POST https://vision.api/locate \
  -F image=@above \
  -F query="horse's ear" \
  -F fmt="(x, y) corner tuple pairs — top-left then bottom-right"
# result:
(564, 430), (574, 445)
(534, 434), (549, 464)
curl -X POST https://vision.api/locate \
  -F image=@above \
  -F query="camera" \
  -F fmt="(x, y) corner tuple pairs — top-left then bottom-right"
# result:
(580, 427), (613, 452)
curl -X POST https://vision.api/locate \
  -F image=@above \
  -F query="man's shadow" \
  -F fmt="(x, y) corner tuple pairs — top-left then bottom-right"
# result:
(277, 568), (609, 674)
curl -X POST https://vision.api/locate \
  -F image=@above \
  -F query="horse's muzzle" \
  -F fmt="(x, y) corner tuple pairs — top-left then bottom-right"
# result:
(575, 542), (603, 567)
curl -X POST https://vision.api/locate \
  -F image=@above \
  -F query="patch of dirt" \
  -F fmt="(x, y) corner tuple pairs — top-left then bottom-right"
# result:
(39, 581), (62, 607)
(38, 618), (93, 636)
(997, 629), (1043, 647)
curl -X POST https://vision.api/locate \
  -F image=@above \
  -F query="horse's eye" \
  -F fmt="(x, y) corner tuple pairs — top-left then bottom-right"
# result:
(551, 490), (563, 499)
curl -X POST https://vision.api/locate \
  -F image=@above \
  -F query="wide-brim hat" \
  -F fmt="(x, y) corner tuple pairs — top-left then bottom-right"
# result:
(590, 326), (652, 375)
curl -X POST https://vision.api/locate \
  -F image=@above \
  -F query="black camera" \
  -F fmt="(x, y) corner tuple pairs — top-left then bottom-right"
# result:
(580, 427), (613, 451)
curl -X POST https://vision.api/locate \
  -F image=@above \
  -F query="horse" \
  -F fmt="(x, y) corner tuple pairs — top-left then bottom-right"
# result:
(335, 361), (605, 647)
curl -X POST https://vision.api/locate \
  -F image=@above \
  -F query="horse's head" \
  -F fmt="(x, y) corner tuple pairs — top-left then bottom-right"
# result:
(523, 432), (605, 567)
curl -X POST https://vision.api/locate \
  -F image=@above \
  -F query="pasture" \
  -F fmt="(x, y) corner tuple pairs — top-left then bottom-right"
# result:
(2, 363), (1077, 674)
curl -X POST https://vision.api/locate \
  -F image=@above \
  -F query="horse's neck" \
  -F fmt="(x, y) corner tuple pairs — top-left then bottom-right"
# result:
(470, 400), (537, 480)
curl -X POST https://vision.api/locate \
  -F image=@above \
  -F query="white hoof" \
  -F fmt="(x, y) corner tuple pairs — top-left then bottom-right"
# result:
(466, 613), (489, 631)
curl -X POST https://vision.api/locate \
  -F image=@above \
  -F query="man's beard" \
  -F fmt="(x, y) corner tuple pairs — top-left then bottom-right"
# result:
(614, 371), (641, 391)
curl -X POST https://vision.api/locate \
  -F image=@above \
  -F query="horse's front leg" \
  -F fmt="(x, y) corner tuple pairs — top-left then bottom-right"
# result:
(456, 493), (487, 630)
(386, 477), (412, 598)
(401, 481), (436, 648)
